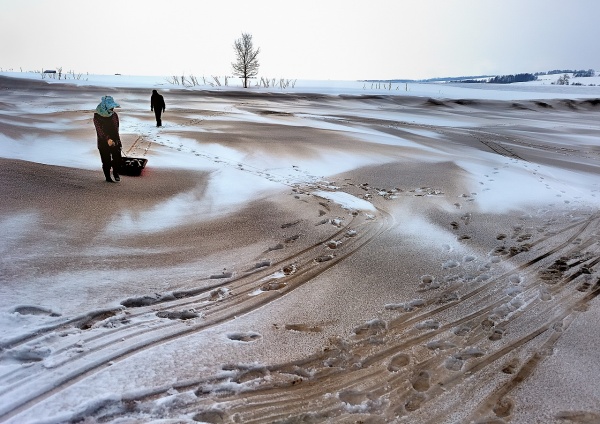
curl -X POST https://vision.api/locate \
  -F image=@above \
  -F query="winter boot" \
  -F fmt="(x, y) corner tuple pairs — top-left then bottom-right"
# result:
(104, 168), (114, 183)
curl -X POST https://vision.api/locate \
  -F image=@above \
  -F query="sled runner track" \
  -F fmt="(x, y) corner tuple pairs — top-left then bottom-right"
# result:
(147, 278), (600, 424)
(181, 222), (600, 422)
(0, 143), (382, 376)
(415, 282), (600, 424)
(0, 208), (394, 422)
(0, 210), (364, 353)
(125, 134), (152, 157)
(368, 213), (600, 346)
(125, 135), (142, 155)
(0, 210), (371, 374)
(360, 239), (598, 372)
(462, 281), (600, 424)
(0, 212), (369, 401)
(2, 212), (596, 420)
(32, 214), (600, 423)
(3, 212), (590, 363)
(202, 222), (598, 422)
(468, 129), (526, 161)
(477, 128), (600, 162)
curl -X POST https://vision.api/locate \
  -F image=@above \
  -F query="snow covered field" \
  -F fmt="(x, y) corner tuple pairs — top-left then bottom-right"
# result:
(0, 72), (599, 423)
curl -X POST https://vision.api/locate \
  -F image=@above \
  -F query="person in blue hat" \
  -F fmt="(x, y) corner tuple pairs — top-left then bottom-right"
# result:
(93, 96), (122, 182)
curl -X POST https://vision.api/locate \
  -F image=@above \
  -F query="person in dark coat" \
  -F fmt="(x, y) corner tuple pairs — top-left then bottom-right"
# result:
(93, 96), (122, 183)
(151, 90), (166, 127)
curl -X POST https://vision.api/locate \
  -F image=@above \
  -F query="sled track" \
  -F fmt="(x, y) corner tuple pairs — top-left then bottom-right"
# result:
(0, 205), (394, 422)
(22, 213), (600, 423)
(475, 128), (600, 163)
(467, 129), (526, 161)
(181, 214), (600, 423)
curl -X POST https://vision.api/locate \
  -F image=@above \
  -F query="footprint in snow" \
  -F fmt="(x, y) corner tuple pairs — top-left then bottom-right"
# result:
(13, 305), (61, 317)
(227, 332), (261, 342)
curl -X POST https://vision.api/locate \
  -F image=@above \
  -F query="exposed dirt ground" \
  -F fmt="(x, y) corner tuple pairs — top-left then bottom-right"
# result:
(0, 77), (599, 423)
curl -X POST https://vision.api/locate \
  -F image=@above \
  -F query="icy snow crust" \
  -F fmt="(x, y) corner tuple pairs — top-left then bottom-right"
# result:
(0, 72), (599, 423)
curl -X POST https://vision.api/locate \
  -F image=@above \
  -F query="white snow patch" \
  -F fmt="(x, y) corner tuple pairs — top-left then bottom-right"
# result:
(312, 190), (376, 212)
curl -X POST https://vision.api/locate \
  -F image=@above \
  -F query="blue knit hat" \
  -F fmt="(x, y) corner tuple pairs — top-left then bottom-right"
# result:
(95, 96), (120, 117)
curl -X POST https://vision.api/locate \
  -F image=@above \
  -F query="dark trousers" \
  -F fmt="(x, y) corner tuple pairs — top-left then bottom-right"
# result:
(98, 144), (122, 178)
(154, 109), (163, 127)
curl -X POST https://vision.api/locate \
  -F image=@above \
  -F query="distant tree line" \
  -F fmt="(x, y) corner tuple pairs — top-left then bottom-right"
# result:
(369, 68), (597, 86)
(487, 73), (537, 84)
(457, 73), (538, 84)
(573, 69), (595, 77)
(535, 69), (595, 77)
(454, 68), (597, 85)
(418, 75), (494, 83)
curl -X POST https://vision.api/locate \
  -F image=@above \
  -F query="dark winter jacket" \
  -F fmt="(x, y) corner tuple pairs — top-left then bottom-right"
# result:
(93, 112), (121, 148)
(151, 90), (166, 112)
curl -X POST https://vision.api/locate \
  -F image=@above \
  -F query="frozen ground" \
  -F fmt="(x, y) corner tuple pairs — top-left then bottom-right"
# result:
(0, 72), (599, 423)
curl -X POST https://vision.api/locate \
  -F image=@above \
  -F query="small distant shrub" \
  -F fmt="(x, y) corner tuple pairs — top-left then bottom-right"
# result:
(555, 74), (570, 85)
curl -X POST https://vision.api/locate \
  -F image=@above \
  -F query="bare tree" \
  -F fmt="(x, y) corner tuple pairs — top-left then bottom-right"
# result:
(232, 33), (260, 88)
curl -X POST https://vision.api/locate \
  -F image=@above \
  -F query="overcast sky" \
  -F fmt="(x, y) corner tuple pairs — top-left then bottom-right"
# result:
(2, 0), (599, 80)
